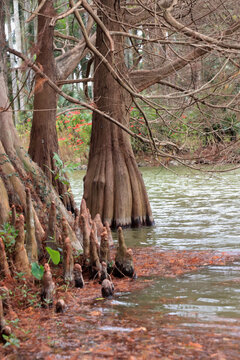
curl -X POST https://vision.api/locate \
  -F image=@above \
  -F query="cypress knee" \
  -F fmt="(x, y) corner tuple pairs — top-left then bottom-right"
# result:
(89, 230), (101, 279)
(93, 214), (104, 242)
(0, 287), (11, 314)
(14, 215), (31, 277)
(92, 221), (100, 256)
(11, 205), (16, 227)
(100, 229), (110, 264)
(73, 264), (85, 288)
(41, 263), (55, 307)
(101, 279), (114, 298)
(25, 188), (38, 263)
(0, 237), (11, 278)
(55, 299), (66, 313)
(113, 227), (135, 278)
(104, 221), (113, 246)
(0, 298), (11, 340)
(46, 201), (57, 249)
(63, 237), (74, 282)
(80, 214), (90, 261)
(62, 217), (82, 252)
(80, 198), (87, 215)
(74, 208), (83, 245)
(100, 261), (110, 283)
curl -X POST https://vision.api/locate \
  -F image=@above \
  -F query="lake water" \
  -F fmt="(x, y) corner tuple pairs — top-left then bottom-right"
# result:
(69, 166), (240, 326)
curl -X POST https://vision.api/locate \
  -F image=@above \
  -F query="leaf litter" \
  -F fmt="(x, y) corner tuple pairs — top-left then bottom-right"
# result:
(1, 248), (240, 359)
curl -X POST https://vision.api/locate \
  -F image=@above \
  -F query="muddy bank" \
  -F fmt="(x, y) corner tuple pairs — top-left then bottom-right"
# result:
(135, 142), (240, 168)
(1, 248), (240, 359)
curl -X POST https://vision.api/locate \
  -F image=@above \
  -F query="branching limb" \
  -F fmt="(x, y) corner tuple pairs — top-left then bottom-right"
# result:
(26, 0), (47, 23)
(57, 77), (93, 86)
(163, 10), (240, 51)
(54, 30), (79, 43)
(81, 0), (114, 52)
(50, 0), (83, 27)
(7, 46), (168, 155)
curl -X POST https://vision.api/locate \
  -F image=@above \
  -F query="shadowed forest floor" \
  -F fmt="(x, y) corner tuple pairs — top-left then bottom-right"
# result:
(1, 248), (240, 359)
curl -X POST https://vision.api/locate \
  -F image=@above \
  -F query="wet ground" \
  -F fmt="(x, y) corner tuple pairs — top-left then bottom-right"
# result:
(1, 165), (240, 359)
(1, 248), (240, 359)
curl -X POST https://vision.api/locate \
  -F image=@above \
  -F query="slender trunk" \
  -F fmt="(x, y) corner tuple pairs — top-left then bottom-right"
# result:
(28, 0), (58, 181)
(22, 0), (34, 90)
(6, 9), (19, 125)
(13, 0), (25, 113)
(0, 5), (79, 252)
(83, 0), (153, 228)
(28, 0), (75, 211)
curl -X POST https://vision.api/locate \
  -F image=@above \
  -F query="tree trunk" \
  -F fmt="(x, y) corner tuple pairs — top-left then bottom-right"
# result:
(0, 4), (79, 248)
(13, 0), (25, 113)
(28, 0), (75, 211)
(83, 0), (153, 228)
(6, 7), (19, 125)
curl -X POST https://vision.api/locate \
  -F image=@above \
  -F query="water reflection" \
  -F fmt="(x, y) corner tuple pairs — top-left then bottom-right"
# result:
(113, 261), (240, 323)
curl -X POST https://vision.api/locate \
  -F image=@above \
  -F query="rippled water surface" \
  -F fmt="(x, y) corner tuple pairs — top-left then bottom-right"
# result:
(69, 166), (240, 324)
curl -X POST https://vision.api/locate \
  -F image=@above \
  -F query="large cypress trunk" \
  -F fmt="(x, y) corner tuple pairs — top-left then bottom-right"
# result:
(83, 0), (154, 228)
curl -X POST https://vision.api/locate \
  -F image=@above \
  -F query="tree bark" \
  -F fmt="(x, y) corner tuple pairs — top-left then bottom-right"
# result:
(83, 0), (153, 228)
(28, 0), (75, 211)
(6, 7), (19, 125)
(13, 0), (25, 112)
(28, 0), (58, 181)
(0, 4), (80, 252)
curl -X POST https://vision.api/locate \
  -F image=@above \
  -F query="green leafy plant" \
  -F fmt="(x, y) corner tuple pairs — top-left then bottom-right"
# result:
(3, 333), (20, 348)
(15, 272), (27, 282)
(46, 152), (78, 187)
(31, 262), (44, 280)
(0, 222), (18, 251)
(52, 153), (71, 186)
(46, 246), (60, 265)
(31, 247), (60, 280)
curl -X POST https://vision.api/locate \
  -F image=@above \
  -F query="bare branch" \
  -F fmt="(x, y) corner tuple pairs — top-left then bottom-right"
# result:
(55, 35), (95, 80)
(164, 10), (240, 51)
(130, 16), (240, 92)
(57, 78), (93, 85)
(54, 30), (79, 43)
(6, 46), (165, 152)
(81, 0), (114, 52)
(131, 47), (208, 92)
(50, 0), (83, 27)
(25, 0), (47, 23)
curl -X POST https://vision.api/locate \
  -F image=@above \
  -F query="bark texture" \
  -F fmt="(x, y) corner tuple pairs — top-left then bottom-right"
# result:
(41, 263), (55, 307)
(14, 215), (31, 277)
(83, 0), (153, 228)
(28, 0), (75, 211)
(28, 0), (58, 180)
(0, 5), (82, 265)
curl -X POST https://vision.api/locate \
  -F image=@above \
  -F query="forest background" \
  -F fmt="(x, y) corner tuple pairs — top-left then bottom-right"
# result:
(6, 0), (240, 169)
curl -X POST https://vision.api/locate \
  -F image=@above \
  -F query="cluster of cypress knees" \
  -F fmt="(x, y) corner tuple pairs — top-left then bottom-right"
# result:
(0, 198), (135, 340)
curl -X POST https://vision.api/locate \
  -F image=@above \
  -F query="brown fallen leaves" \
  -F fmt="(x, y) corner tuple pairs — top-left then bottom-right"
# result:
(133, 248), (237, 279)
(1, 248), (240, 359)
